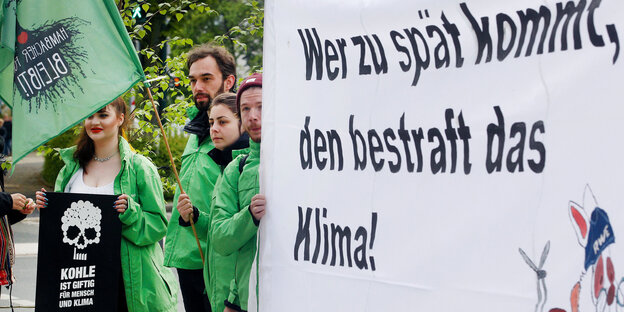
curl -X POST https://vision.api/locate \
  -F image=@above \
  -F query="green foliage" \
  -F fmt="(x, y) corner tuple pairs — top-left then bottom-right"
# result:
(214, 0), (264, 73)
(118, 0), (207, 184)
(41, 152), (63, 187)
(39, 126), (80, 186)
(167, 0), (264, 74)
(130, 128), (188, 200)
(119, 0), (263, 197)
(154, 131), (188, 200)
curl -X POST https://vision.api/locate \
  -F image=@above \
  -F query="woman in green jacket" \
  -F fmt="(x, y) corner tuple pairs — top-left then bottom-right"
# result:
(36, 98), (178, 312)
(177, 92), (249, 312)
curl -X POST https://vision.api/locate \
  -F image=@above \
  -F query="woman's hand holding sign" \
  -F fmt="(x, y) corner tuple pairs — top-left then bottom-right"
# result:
(35, 188), (47, 210)
(114, 194), (128, 213)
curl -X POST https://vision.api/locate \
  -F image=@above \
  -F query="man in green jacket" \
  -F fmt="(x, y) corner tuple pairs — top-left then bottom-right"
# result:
(212, 73), (265, 312)
(163, 44), (236, 312)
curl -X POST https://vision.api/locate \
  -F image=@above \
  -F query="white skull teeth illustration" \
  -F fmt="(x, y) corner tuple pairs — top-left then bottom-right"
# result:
(61, 200), (102, 249)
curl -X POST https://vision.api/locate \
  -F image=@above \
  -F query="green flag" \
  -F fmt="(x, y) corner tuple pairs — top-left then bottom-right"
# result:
(0, 0), (144, 165)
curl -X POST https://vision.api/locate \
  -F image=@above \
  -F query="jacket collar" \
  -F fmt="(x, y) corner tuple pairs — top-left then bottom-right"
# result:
(59, 145), (77, 165)
(118, 136), (133, 162)
(249, 138), (260, 159)
(230, 132), (250, 152)
(183, 106), (210, 144)
(181, 134), (214, 158)
(186, 106), (199, 120)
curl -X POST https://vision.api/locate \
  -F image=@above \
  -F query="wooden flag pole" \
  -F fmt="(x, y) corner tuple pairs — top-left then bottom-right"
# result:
(144, 84), (205, 264)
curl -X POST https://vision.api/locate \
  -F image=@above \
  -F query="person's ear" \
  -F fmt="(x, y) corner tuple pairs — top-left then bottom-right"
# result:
(118, 113), (125, 127)
(224, 75), (236, 92)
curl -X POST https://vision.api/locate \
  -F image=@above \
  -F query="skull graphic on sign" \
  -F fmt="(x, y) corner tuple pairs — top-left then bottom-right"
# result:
(61, 200), (102, 249)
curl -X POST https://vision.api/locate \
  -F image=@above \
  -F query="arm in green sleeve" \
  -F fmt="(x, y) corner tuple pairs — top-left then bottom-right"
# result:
(211, 165), (258, 256)
(175, 187), (210, 240)
(119, 157), (169, 246)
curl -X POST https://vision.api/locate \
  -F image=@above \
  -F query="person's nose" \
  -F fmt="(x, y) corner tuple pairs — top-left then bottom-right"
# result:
(193, 80), (207, 94)
(250, 108), (261, 121)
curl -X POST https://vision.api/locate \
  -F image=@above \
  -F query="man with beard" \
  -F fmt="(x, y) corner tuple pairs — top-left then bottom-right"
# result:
(211, 73), (265, 312)
(164, 44), (236, 312)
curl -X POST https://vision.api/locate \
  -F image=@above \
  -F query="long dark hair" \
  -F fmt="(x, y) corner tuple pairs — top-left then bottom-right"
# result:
(73, 97), (127, 171)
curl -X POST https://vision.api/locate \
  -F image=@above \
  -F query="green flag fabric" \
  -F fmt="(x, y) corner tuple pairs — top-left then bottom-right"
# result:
(0, 0), (144, 165)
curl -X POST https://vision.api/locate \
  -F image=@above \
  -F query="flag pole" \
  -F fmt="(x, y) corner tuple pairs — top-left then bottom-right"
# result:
(143, 83), (205, 265)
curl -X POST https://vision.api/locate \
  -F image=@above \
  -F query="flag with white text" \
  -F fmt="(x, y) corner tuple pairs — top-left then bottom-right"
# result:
(0, 0), (143, 165)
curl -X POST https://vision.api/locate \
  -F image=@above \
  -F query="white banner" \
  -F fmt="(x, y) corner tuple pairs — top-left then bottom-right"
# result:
(260, 0), (624, 311)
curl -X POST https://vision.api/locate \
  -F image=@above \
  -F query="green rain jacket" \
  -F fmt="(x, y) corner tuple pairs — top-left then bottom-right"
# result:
(211, 139), (260, 311)
(163, 128), (249, 312)
(203, 142), (249, 312)
(55, 137), (178, 312)
(163, 133), (218, 269)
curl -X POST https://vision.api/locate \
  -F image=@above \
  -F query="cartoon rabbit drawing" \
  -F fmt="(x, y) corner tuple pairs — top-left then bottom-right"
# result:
(520, 241), (551, 312)
(568, 185), (624, 312)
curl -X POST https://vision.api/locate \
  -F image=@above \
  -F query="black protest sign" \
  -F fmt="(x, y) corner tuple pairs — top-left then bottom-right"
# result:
(35, 192), (122, 311)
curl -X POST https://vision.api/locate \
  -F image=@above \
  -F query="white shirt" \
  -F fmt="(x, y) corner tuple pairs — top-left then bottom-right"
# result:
(65, 168), (115, 195)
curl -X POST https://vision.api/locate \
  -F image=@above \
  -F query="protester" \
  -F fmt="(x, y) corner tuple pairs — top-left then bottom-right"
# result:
(0, 134), (36, 302)
(35, 98), (178, 312)
(177, 92), (249, 312)
(163, 44), (236, 312)
(211, 73), (265, 312)
(0, 146), (36, 293)
(0, 191), (34, 291)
